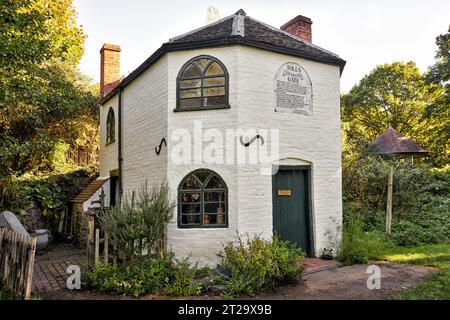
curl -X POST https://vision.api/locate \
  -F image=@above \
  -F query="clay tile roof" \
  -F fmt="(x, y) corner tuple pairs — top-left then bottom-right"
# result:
(371, 126), (428, 156)
(71, 179), (108, 204)
(100, 9), (346, 104)
(169, 11), (345, 71)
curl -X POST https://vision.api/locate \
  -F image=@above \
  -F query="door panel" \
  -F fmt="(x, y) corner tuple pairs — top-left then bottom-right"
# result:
(272, 168), (311, 255)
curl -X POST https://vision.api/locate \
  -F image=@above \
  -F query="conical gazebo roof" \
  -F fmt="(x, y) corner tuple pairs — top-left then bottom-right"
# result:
(371, 126), (428, 157)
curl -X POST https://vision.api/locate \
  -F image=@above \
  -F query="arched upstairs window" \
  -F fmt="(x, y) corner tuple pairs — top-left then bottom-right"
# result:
(178, 169), (228, 228)
(106, 107), (115, 145)
(176, 55), (229, 111)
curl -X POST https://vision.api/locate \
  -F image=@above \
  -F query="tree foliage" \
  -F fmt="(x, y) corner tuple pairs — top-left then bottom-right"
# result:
(0, 0), (99, 176)
(342, 61), (448, 166)
(423, 27), (450, 167)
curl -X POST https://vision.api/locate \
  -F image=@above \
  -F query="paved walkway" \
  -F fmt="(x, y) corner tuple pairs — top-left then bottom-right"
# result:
(32, 243), (85, 294)
(303, 257), (343, 275)
(31, 244), (341, 296)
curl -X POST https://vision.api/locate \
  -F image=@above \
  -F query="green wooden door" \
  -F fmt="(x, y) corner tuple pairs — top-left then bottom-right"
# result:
(272, 167), (311, 255)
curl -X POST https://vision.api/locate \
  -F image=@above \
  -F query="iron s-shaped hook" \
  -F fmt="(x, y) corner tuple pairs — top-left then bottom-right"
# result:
(239, 135), (264, 147)
(155, 138), (167, 155)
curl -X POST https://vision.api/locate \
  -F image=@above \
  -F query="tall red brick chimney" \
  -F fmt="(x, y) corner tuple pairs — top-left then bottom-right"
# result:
(100, 44), (121, 97)
(280, 15), (313, 42)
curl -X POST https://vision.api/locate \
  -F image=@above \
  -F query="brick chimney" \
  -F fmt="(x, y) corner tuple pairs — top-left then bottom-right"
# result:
(100, 44), (121, 97)
(280, 15), (313, 42)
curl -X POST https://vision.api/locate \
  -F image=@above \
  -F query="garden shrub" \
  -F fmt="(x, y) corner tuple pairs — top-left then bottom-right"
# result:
(83, 255), (207, 297)
(338, 219), (370, 265)
(342, 157), (450, 247)
(98, 181), (176, 261)
(164, 258), (203, 296)
(219, 235), (303, 296)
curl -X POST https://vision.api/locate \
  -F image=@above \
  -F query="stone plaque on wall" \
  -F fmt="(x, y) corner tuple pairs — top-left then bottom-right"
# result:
(275, 62), (313, 116)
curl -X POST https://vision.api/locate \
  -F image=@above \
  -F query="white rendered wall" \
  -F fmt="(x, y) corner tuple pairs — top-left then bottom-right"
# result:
(100, 45), (343, 265)
(236, 46), (342, 257)
(120, 56), (169, 196)
(99, 95), (119, 178)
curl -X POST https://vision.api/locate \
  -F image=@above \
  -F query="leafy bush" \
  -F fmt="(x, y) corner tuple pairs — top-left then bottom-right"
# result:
(98, 182), (176, 261)
(219, 235), (303, 296)
(164, 258), (203, 296)
(338, 219), (370, 265)
(83, 257), (172, 297)
(17, 181), (63, 217)
(83, 255), (206, 297)
(342, 157), (450, 246)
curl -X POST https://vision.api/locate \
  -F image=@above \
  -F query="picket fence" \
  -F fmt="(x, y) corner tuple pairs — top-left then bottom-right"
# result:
(0, 227), (36, 299)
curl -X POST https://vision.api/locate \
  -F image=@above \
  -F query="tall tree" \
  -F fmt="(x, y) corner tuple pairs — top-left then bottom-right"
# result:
(0, 0), (98, 175)
(341, 61), (446, 166)
(424, 27), (450, 167)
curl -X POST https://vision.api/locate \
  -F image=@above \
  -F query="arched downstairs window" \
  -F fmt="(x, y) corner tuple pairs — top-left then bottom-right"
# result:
(176, 55), (229, 111)
(178, 169), (228, 228)
(106, 107), (115, 145)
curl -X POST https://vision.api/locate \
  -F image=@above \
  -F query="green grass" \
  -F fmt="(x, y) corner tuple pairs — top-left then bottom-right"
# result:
(370, 243), (450, 270)
(392, 268), (450, 300)
(367, 242), (450, 300)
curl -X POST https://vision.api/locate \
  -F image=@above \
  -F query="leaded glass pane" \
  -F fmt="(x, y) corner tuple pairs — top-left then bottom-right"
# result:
(205, 175), (225, 189)
(181, 192), (201, 203)
(194, 171), (211, 183)
(204, 96), (226, 106)
(181, 175), (201, 190)
(204, 77), (225, 87)
(181, 215), (201, 225)
(204, 191), (225, 202)
(180, 98), (202, 108)
(204, 202), (226, 214)
(205, 62), (224, 76)
(180, 79), (201, 89)
(180, 88), (201, 98)
(181, 64), (201, 79)
(203, 87), (225, 97)
(181, 204), (201, 214)
(193, 58), (211, 72)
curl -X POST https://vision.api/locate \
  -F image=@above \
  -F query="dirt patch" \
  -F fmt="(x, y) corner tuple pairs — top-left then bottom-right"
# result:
(37, 263), (436, 300)
(249, 263), (436, 300)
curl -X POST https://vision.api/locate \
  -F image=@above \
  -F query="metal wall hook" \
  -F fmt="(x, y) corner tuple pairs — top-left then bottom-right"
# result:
(239, 135), (264, 147)
(155, 138), (167, 155)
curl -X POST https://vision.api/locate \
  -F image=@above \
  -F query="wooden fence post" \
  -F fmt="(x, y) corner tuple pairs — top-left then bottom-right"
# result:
(386, 165), (393, 235)
(104, 233), (109, 265)
(24, 235), (37, 300)
(95, 228), (100, 266)
(86, 215), (95, 266)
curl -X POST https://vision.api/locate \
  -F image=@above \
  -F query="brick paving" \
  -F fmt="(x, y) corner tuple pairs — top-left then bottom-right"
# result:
(302, 257), (343, 275)
(32, 243), (85, 294)
(31, 244), (341, 296)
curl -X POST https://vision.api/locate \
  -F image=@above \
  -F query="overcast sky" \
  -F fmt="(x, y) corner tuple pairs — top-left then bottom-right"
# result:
(73, 0), (449, 93)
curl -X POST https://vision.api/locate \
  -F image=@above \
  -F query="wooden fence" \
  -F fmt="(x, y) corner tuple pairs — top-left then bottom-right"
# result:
(86, 215), (110, 266)
(0, 228), (36, 299)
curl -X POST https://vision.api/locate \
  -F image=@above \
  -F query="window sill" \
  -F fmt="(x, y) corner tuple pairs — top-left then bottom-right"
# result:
(178, 224), (228, 229)
(173, 105), (230, 112)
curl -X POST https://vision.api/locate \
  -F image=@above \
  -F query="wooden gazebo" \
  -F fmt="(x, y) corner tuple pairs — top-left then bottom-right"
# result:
(370, 126), (428, 235)
(371, 126), (428, 162)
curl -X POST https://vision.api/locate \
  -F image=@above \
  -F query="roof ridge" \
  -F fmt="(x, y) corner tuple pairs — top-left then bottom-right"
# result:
(245, 16), (342, 59)
(169, 13), (235, 42)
